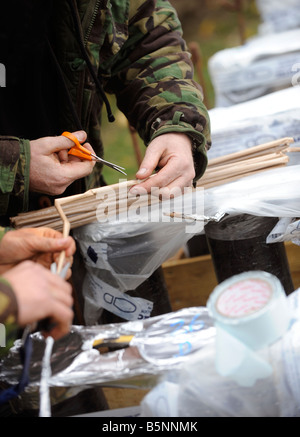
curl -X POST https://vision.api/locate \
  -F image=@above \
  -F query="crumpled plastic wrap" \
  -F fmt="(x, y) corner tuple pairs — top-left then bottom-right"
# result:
(140, 289), (300, 417)
(256, 0), (300, 35)
(0, 307), (215, 393)
(267, 218), (300, 246)
(208, 28), (300, 106)
(203, 165), (300, 220)
(208, 87), (300, 161)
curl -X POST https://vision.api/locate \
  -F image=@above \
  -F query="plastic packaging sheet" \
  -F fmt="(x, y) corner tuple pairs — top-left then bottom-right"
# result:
(256, 0), (300, 35)
(0, 307), (216, 392)
(72, 190), (208, 324)
(267, 218), (300, 246)
(202, 165), (300, 221)
(140, 289), (300, 417)
(208, 87), (300, 160)
(208, 28), (300, 106)
(72, 166), (300, 324)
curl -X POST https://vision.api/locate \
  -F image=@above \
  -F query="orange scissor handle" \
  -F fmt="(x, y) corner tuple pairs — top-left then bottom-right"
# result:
(61, 131), (92, 161)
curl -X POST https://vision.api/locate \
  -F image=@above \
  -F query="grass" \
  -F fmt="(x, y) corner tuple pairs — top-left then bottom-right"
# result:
(101, 3), (261, 185)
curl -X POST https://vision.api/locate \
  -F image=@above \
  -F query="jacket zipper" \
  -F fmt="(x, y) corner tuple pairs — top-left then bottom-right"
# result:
(84, 0), (102, 46)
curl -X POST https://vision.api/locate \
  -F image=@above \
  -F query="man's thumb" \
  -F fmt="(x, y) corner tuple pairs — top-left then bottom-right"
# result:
(53, 131), (87, 152)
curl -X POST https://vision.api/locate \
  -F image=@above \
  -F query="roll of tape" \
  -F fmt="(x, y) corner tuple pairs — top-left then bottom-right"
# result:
(207, 271), (291, 351)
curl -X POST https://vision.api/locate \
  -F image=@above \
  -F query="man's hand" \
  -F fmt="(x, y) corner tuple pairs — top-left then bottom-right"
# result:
(29, 131), (95, 195)
(3, 261), (73, 339)
(130, 133), (195, 198)
(0, 227), (75, 277)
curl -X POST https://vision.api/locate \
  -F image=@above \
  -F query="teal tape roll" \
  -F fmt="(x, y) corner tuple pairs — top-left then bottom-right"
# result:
(207, 271), (292, 386)
(207, 271), (291, 351)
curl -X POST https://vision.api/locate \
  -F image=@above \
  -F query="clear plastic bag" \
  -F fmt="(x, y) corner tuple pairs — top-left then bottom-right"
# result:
(140, 289), (300, 417)
(203, 165), (300, 220)
(73, 190), (206, 323)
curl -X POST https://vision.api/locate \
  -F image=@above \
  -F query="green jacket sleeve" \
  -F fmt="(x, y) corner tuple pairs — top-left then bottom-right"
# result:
(0, 136), (31, 217)
(102, 0), (211, 182)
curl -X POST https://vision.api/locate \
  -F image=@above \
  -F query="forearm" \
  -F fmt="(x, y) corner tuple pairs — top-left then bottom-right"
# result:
(0, 136), (30, 216)
(105, 0), (211, 181)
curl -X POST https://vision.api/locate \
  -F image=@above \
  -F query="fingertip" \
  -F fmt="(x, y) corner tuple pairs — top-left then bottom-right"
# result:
(136, 167), (147, 177)
(72, 130), (87, 142)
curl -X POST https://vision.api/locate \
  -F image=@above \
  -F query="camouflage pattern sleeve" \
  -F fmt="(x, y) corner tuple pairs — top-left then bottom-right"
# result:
(0, 137), (30, 217)
(103, 0), (211, 182)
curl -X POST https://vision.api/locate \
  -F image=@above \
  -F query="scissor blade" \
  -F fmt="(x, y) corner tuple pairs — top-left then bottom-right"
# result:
(103, 160), (127, 175)
(91, 153), (127, 175)
(112, 166), (127, 176)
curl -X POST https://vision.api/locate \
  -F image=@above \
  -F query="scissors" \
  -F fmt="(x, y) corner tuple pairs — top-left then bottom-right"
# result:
(61, 131), (127, 176)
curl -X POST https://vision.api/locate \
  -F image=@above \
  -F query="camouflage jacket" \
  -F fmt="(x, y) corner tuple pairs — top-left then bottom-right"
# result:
(0, 0), (211, 219)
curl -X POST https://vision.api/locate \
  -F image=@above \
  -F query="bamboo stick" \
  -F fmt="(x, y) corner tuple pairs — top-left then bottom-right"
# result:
(205, 152), (288, 175)
(198, 163), (287, 189)
(207, 137), (294, 167)
(200, 155), (289, 184)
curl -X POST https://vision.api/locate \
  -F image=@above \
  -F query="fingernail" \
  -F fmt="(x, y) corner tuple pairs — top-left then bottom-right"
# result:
(129, 186), (147, 196)
(129, 187), (140, 195)
(75, 131), (86, 142)
(58, 238), (69, 245)
(137, 167), (147, 176)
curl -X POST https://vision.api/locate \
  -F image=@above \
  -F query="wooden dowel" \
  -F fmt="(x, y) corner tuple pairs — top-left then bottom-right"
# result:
(199, 163), (287, 189)
(206, 152), (287, 175)
(201, 155), (289, 184)
(207, 137), (294, 167)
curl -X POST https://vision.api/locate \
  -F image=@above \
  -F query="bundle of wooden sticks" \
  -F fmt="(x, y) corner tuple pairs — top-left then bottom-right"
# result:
(10, 137), (296, 232)
(198, 136), (295, 189)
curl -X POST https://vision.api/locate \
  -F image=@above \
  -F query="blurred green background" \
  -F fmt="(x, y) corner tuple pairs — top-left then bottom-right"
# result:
(101, 0), (261, 185)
